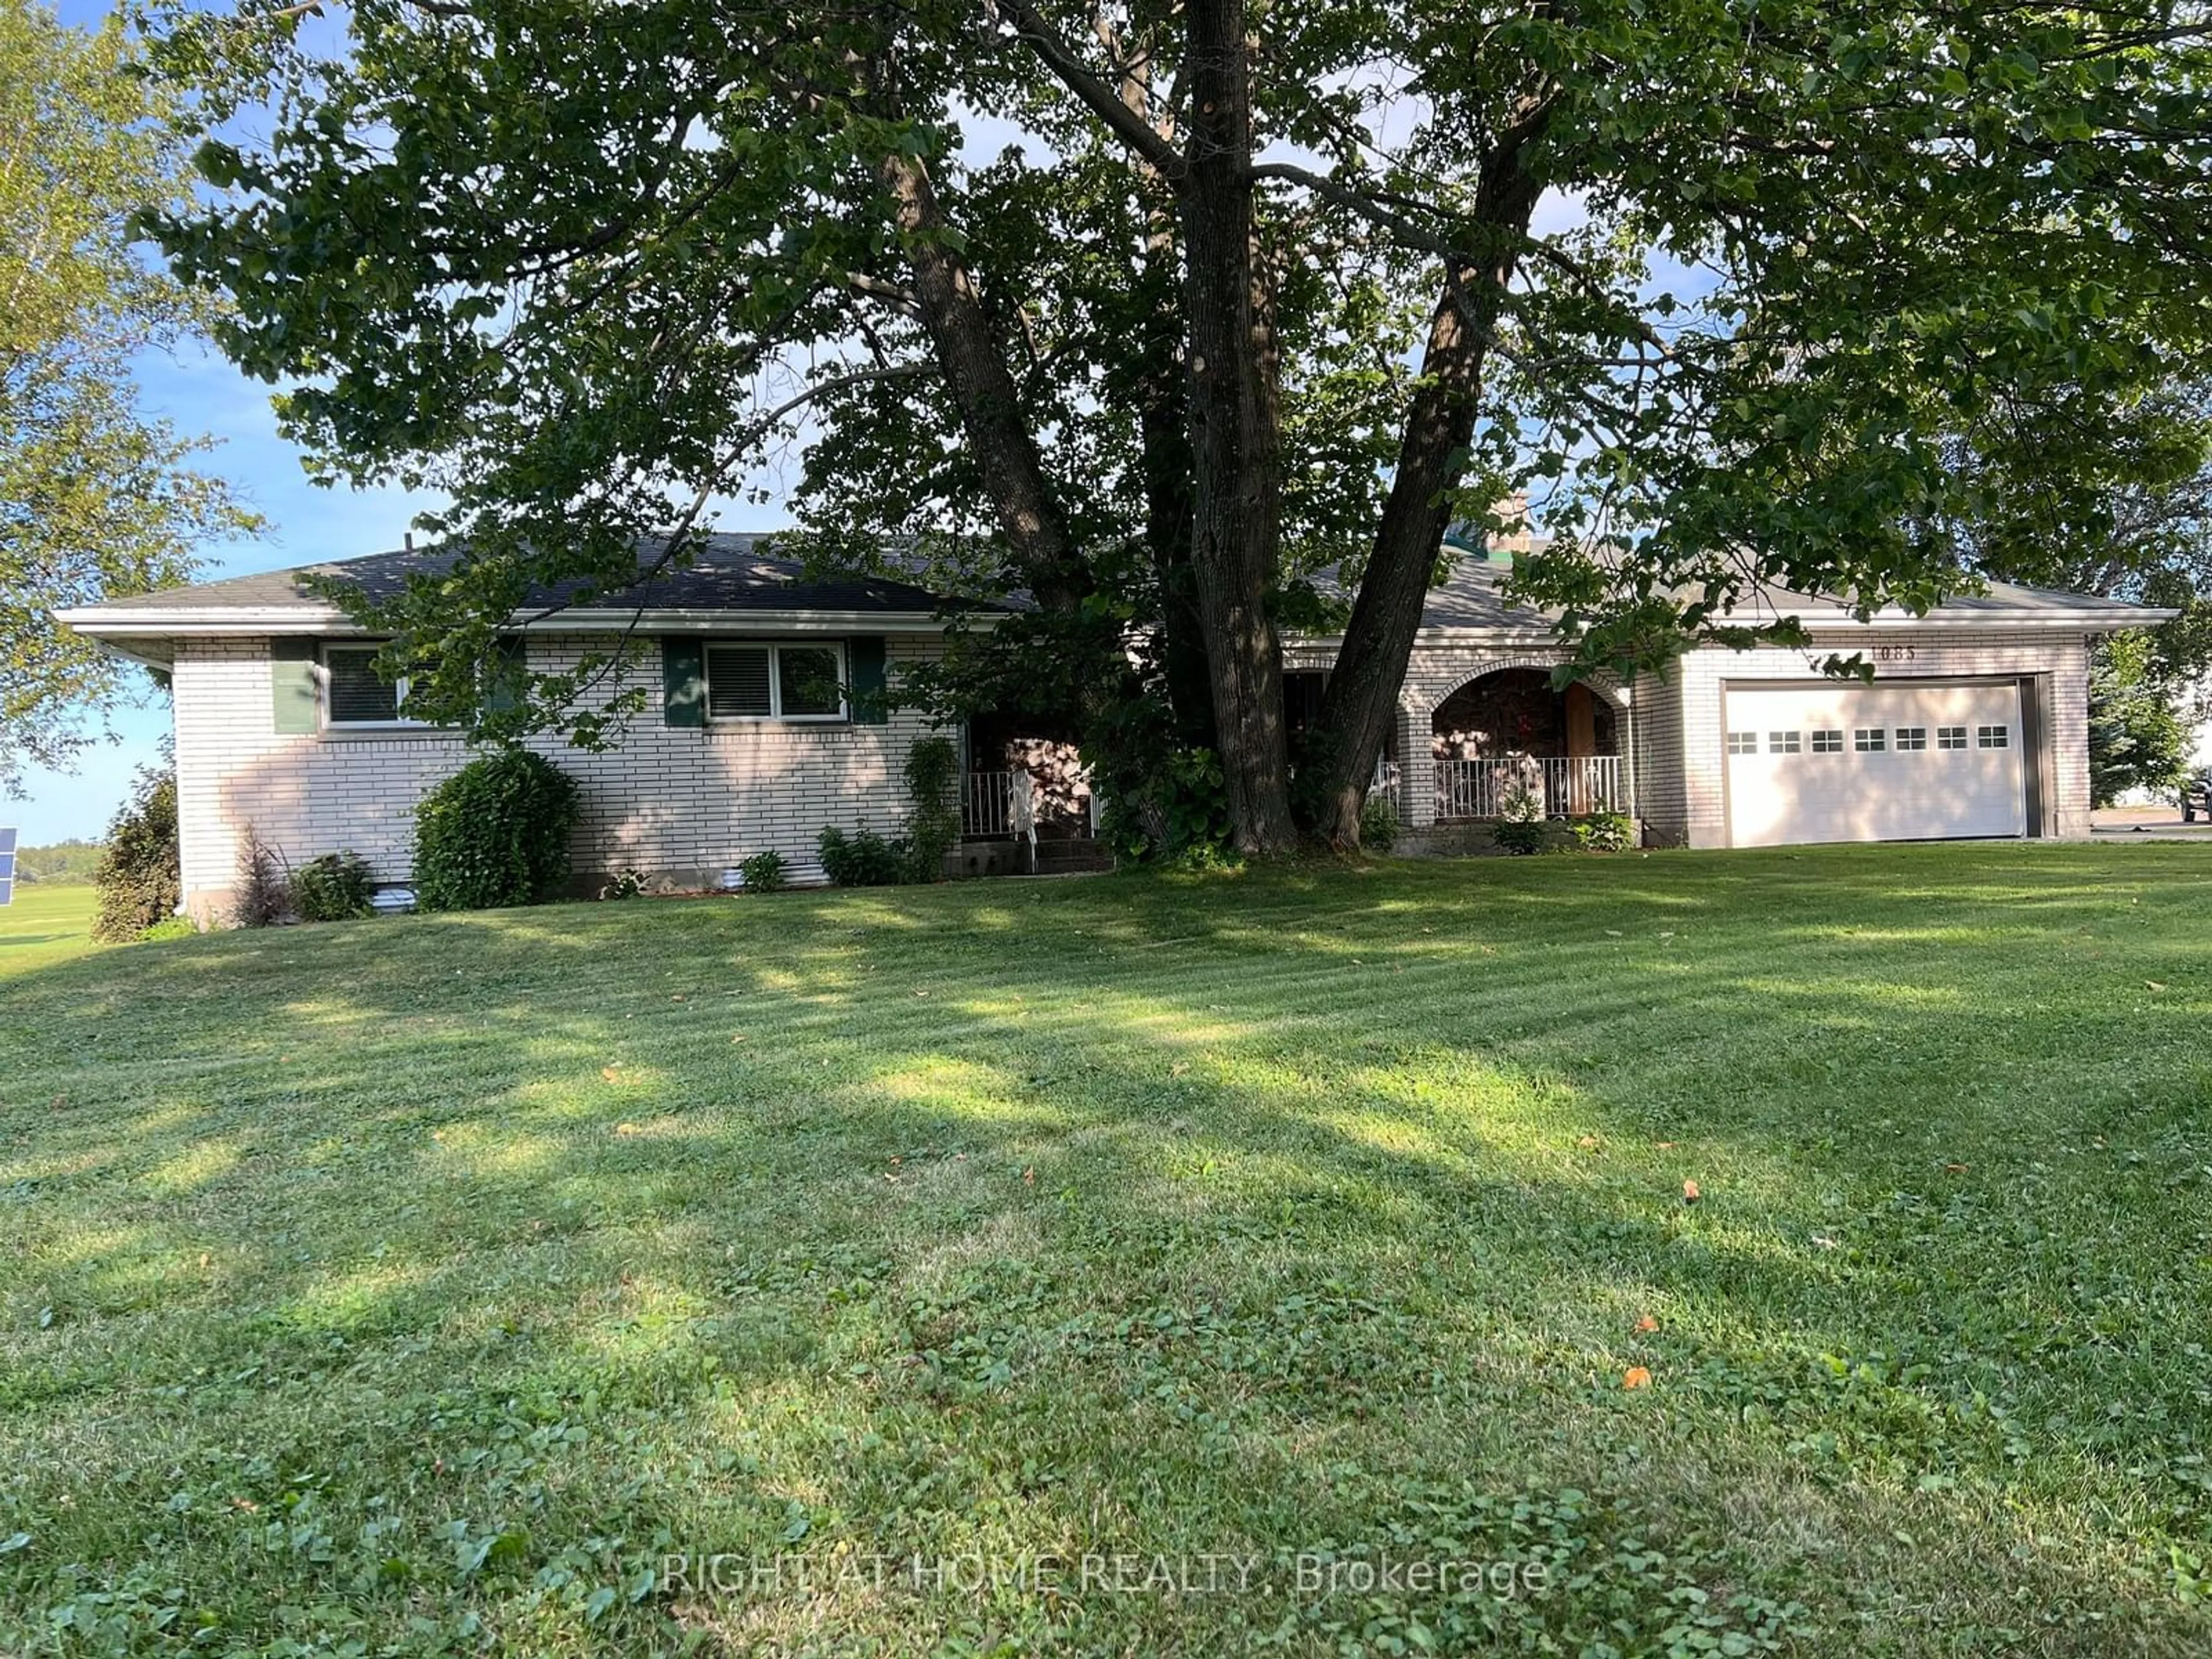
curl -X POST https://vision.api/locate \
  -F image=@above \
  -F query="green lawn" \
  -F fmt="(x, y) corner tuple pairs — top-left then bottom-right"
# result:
(0, 884), (100, 978)
(2, 846), (2209, 1657)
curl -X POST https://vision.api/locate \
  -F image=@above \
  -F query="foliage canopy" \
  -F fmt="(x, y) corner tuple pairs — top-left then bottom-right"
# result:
(147, 0), (2212, 847)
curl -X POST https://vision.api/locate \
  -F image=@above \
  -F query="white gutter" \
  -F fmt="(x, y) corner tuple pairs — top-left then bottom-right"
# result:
(55, 605), (1000, 637)
(1285, 608), (2181, 650)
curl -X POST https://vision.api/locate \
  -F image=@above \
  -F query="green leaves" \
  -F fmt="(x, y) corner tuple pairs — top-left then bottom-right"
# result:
(1, 0), (258, 791)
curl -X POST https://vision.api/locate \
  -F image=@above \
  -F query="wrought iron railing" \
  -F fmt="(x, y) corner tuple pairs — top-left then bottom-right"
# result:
(1434, 755), (1627, 820)
(961, 770), (1099, 839)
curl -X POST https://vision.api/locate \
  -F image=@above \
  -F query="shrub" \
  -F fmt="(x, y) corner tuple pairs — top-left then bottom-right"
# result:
(1569, 812), (1634, 853)
(233, 825), (291, 927)
(1102, 745), (1233, 865)
(137, 916), (198, 942)
(1359, 793), (1400, 853)
(292, 852), (377, 921)
(92, 766), (180, 942)
(1491, 818), (1549, 855)
(413, 748), (580, 911)
(738, 850), (787, 893)
(598, 868), (649, 901)
(902, 736), (961, 881)
(816, 825), (910, 887)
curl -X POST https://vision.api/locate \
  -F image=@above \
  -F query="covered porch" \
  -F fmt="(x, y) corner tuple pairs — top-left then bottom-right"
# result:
(950, 714), (1110, 875)
(1430, 668), (1626, 819)
(1380, 664), (1633, 827)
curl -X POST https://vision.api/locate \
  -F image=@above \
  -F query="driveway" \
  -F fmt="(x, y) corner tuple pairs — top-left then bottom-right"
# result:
(2091, 804), (2212, 840)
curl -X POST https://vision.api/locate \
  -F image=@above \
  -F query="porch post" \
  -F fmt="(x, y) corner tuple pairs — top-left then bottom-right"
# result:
(1400, 703), (1436, 827)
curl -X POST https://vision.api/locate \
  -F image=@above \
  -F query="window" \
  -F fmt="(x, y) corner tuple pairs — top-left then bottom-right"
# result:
(323, 644), (415, 728)
(1854, 728), (1885, 752)
(1895, 726), (1927, 751)
(1811, 729), (1844, 753)
(1727, 731), (1758, 756)
(704, 641), (847, 722)
(778, 646), (844, 718)
(1977, 724), (2009, 749)
(1937, 726), (1967, 750)
(1768, 730), (1801, 755)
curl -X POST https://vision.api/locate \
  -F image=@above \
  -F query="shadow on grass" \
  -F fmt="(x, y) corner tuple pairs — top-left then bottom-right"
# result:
(1, 845), (2209, 1654)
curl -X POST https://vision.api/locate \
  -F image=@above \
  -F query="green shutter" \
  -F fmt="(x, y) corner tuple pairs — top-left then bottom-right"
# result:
(662, 637), (706, 726)
(483, 634), (528, 715)
(270, 638), (320, 734)
(848, 635), (889, 725)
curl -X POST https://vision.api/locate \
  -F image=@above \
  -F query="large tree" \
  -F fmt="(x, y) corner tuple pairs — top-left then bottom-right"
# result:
(0, 0), (255, 793)
(149, 0), (2212, 850)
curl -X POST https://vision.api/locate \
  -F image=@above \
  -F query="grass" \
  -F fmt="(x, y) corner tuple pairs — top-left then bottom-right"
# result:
(0, 885), (100, 979)
(2, 844), (2210, 1657)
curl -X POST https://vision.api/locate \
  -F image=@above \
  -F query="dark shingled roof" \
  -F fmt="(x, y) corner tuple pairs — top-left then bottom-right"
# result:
(1311, 550), (2166, 635)
(111, 533), (994, 617)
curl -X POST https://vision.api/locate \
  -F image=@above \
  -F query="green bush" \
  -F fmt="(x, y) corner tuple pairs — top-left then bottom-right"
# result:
(1569, 812), (1634, 853)
(1103, 745), (1233, 865)
(1359, 793), (1400, 853)
(817, 825), (910, 887)
(137, 916), (197, 943)
(738, 850), (787, 893)
(1491, 819), (1549, 856)
(292, 851), (377, 921)
(413, 748), (579, 911)
(816, 737), (964, 888)
(92, 766), (180, 942)
(902, 736), (961, 881)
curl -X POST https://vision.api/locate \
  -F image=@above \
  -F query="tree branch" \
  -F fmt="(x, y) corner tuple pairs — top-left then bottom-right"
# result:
(982, 0), (1188, 182)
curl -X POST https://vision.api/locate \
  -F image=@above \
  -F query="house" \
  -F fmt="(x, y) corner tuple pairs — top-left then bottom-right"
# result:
(59, 533), (2172, 922)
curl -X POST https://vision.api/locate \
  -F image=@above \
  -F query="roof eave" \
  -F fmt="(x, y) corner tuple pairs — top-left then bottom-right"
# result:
(54, 605), (994, 637)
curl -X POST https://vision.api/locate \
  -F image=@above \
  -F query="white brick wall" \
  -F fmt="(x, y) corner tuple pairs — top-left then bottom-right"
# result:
(1665, 630), (2092, 847)
(171, 633), (946, 918)
(1289, 628), (2091, 844)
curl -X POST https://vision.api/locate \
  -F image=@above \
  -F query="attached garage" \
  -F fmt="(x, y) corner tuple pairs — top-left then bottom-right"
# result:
(1722, 678), (2035, 847)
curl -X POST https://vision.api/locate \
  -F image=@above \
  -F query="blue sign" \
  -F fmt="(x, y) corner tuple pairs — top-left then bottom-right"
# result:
(0, 827), (13, 906)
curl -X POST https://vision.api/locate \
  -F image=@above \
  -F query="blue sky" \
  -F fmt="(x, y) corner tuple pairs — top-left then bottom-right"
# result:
(13, 2), (437, 842)
(12, 336), (436, 844)
(11, 3), (1608, 846)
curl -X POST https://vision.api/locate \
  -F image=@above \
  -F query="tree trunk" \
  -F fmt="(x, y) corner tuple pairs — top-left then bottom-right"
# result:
(1179, 0), (1296, 853)
(1124, 200), (1214, 748)
(881, 150), (1089, 615)
(1306, 105), (1551, 846)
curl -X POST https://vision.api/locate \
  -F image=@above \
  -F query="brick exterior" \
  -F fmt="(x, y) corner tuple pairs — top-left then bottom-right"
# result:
(171, 633), (945, 921)
(1661, 630), (2092, 847)
(166, 623), (2095, 920)
(1297, 628), (2092, 846)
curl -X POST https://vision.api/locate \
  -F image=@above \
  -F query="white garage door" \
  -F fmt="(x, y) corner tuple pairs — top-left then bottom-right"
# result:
(1724, 680), (2027, 847)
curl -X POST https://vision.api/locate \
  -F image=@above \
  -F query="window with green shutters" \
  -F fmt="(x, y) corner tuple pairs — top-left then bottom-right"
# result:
(700, 641), (847, 722)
